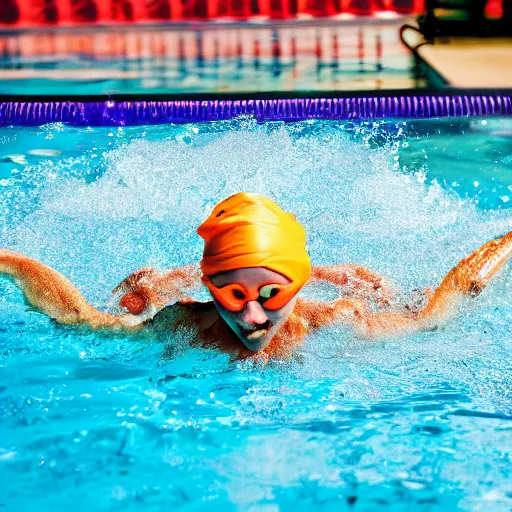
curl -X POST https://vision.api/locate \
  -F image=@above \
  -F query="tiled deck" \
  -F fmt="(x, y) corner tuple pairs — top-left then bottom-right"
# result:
(417, 37), (512, 88)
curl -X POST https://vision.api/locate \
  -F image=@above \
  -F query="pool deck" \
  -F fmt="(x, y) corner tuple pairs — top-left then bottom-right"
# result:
(417, 37), (512, 88)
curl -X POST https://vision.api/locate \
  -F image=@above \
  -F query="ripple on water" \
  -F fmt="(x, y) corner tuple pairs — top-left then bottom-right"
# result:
(0, 118), (511, 511)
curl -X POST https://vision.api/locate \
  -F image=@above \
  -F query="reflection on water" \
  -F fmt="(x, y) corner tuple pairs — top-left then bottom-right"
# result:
(0, 20), (425, 94)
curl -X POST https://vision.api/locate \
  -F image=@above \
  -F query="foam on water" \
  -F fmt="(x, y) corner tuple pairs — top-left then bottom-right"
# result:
(1, 118), (511, 511)
(1, 119), (511, 395)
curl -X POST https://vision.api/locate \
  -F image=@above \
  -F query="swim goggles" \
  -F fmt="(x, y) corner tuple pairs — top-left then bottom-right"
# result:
(201, 276), (298, 312)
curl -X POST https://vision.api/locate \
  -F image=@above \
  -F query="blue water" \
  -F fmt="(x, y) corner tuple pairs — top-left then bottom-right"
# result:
(1, 118), (511, 511)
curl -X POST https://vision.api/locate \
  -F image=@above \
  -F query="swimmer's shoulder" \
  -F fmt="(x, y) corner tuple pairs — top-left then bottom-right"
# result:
(148, 299), (218, 334)
(291, 298), (329, 330)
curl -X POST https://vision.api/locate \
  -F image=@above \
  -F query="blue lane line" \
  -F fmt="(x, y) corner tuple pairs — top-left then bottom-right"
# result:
(1, 95), (511, 126)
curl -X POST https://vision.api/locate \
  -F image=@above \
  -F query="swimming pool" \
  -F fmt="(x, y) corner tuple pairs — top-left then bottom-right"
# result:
(1, 117), (511, 511)
(0, 21), (423, 95)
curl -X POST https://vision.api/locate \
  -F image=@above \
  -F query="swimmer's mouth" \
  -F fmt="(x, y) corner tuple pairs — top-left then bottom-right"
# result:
(239, 320), (272, 341)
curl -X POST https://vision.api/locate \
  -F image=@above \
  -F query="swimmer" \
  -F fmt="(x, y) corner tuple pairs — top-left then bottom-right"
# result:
(1, 192), (512, 361)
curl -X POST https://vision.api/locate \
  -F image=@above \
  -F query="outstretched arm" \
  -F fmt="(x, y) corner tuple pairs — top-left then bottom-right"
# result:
(311, 264), (395, 307)
(297, 297), (420, 339)
(418, 230), (512, 327)
(112, 264), (203, 316)
(300, 231), (512, 339)
(0, 250), (142, 332)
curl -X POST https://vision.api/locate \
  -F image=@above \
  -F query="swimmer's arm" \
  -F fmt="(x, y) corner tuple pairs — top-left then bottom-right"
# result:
(296, 298), (421, 339)
(301, 231), (512, 339)
(112, 264), (203, 316)
(0, 250), (143, 332)
(311, 264), (395, 306)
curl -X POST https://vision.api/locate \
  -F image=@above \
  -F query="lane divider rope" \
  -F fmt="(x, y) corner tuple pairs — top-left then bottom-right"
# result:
(0, 95), (510, 126)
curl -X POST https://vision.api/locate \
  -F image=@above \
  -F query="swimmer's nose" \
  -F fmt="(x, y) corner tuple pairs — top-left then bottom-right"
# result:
(240, 300), (268, 326)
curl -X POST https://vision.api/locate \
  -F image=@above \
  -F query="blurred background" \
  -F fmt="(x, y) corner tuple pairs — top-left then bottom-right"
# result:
(0, 0), (509, 95)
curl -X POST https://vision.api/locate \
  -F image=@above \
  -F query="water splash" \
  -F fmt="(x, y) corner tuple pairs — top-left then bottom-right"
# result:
(1, 118), (512, 511)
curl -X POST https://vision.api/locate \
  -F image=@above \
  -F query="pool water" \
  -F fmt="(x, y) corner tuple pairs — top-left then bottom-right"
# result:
(0, 117), (511, 511)
(0, 22), (424, 95)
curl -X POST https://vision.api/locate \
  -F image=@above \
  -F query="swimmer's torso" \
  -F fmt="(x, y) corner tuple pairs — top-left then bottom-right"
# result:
(149, 299), (313, 361)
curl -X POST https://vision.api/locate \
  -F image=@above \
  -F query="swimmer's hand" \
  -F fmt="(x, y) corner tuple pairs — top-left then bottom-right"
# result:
(111, 268), (163, 316)
(112, 264), (202, 317)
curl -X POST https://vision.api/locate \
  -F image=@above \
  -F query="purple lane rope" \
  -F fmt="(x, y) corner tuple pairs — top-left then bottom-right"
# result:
(1, 95), (511, 126)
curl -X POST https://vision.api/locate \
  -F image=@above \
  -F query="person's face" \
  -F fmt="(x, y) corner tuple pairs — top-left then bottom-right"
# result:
(208, 267), (297, 352)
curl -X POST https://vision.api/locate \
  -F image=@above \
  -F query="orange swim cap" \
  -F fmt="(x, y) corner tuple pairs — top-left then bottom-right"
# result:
(197, 192), (311, 291)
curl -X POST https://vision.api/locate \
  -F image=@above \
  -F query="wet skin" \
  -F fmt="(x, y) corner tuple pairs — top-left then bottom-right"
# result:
(209, 267), (297, 352)
(2, 230), (512, 359)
